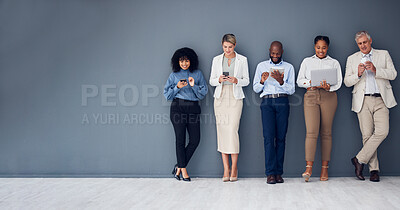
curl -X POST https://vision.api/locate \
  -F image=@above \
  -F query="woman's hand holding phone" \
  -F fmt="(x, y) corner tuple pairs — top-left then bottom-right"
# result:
(177, 79), (187, 89)
(219, 75), (228, 83)
(227, 76), (238, 84)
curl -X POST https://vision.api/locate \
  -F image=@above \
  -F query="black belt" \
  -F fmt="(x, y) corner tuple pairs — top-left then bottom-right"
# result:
(364, 93), (381, 97)
(263, 94), (288, 99)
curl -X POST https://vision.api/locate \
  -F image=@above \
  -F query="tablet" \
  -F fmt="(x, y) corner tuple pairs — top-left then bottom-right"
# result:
(310, 68), (337, 86)
(270, 67), (284, 74)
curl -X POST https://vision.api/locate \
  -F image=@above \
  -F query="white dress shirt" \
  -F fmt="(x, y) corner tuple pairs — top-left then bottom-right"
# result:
(361, 49), (380, 94)
(297, 55), (343, 91)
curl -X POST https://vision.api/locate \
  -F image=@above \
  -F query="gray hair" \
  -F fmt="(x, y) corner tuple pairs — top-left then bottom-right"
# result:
(355, 31), (371, 42)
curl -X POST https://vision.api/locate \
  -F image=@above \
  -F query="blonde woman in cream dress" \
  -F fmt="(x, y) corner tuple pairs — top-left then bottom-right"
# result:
(209, 34), (249, 182)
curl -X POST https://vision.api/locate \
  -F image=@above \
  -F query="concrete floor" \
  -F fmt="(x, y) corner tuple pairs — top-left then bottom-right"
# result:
(0, 177), (399, 209)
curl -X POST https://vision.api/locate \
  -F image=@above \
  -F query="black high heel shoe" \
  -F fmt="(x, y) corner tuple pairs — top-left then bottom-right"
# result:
(172, 165), (180, 181)
(182, 176), (191, 182)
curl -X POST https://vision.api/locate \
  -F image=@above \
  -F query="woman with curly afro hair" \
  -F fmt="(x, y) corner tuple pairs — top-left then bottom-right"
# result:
(164, 47), (208, 181)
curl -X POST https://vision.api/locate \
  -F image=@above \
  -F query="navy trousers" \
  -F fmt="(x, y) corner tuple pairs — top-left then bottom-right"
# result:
(260, 97), (290, 176)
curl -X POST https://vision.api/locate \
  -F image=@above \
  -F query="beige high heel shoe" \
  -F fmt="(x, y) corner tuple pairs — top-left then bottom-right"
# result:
(320, 165), (329, 181)
(222, 169), (230, 182)
(302, 165), (312, 182)
(230, 169), (238, 182)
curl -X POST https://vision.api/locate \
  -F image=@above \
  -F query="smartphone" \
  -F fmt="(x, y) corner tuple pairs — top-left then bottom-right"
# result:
(223, 72), (229, 76)
(179, 79), (187, 83)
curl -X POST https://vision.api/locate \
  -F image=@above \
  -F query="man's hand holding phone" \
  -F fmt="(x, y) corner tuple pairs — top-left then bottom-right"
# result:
(364, 61), (376, 73)
(358, 63), (366, 77)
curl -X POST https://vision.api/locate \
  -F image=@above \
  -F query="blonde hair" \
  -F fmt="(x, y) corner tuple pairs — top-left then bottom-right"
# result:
(222, 34), (236, 45)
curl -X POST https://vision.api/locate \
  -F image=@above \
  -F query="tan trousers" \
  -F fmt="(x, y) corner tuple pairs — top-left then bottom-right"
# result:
(304, 89), (337, 161)
(356, 96), (389, 172)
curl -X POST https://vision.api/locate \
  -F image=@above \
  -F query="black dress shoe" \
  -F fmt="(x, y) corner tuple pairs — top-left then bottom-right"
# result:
(351, 157), (365, 180)
(370, 170), (380, 182)
(276, 175), (284, 183)
(182, 177), (191, 182)
(172, 165), (180, 181)
(266, 175), (276, 184)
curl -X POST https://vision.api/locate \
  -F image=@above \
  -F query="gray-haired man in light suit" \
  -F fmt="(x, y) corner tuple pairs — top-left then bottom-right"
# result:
(344, 31), (397, 182)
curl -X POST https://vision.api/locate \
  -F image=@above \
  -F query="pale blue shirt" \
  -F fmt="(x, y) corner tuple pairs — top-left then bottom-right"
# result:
(253, 59), (295, 97)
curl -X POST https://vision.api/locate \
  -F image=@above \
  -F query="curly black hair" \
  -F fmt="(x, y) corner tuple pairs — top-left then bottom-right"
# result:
(171, 47), (199, 72)
(314, 35), (330, 46)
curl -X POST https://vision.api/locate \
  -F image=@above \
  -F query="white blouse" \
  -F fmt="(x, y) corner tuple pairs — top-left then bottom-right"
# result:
(297, 55), (343, 91)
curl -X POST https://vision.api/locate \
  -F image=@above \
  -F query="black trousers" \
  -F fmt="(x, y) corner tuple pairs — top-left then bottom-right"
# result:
(170, 98), (201, 168)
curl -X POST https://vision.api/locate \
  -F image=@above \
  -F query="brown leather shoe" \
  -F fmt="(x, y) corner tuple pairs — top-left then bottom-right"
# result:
(370, 170), (380, 182)
(276, 175), (284, 183)
(266, 175), (276, 184)
(351, 157), (365, 180)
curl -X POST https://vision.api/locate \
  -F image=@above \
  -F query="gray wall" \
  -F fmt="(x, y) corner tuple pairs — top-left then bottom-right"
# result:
(0, 0), (399, 177)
